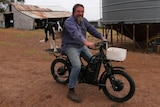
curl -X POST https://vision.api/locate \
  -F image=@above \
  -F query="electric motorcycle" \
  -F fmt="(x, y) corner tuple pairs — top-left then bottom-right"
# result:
(50, 41), (135, 102)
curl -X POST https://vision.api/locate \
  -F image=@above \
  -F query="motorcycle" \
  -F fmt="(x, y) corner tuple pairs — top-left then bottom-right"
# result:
(50, 41), (135, 102)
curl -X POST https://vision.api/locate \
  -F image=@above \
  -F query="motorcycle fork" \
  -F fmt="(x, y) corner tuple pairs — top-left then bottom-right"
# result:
(104, 62), (118, 91)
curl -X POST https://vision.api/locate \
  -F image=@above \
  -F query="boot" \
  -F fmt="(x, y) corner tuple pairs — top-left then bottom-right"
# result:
(67, 89), (82, 103)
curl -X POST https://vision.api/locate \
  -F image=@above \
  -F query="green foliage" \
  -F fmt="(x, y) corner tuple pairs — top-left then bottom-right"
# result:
(0, 0), (8, 3)
(0, 8), (4, 12)
(0, 0), (16, 13)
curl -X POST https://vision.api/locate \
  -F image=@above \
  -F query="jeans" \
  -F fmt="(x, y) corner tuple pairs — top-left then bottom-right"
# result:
(64, 46), (92, 89)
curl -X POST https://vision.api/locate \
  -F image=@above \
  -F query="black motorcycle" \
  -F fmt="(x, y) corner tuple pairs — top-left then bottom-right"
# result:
(50, 41), (135, 102)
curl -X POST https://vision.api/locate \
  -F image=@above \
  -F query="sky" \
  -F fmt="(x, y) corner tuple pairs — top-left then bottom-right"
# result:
(25, 0), (102, 21)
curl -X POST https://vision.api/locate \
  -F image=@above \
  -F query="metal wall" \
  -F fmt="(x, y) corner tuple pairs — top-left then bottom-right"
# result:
(102, 0), (160, 24)
(12, 6), (34, 30)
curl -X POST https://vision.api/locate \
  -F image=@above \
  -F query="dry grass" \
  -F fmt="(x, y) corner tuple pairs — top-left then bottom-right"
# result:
(0, 28), (160, 107)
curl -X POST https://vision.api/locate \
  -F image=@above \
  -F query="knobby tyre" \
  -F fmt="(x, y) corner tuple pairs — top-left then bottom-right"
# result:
(102, 70), (135, 102)
(50, 58), (69, 84)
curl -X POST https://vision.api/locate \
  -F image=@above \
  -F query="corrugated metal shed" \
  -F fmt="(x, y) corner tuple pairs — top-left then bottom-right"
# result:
(39, 5), (69, 12)
(2, 3), (71, 30)
(12, 3), (71, 19)
(102, 0), (160, 52)
(21, 11), (71, 19)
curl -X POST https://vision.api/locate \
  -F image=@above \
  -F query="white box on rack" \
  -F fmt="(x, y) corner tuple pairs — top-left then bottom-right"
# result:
(107, 47), (127, 61)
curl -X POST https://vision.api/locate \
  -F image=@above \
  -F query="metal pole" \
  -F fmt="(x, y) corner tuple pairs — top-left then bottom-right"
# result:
(121, 25), (124, 43)
(146, 24), (149, 53)
(111, 25), (113, 46)
(133, 24), (135, 51)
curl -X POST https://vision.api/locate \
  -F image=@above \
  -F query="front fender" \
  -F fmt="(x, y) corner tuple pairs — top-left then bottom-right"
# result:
(98, 66), (125, 90)
(113, 66), (125, 70)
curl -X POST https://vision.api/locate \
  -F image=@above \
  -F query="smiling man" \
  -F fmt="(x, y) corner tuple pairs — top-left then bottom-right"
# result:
(61, 3), (107, 103)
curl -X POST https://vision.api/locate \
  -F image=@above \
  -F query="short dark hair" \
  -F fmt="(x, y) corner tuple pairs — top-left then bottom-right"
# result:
(72, 3), (84, 13)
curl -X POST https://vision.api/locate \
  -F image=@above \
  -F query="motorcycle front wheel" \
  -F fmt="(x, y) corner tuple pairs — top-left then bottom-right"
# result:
(102, 70), (135, 102)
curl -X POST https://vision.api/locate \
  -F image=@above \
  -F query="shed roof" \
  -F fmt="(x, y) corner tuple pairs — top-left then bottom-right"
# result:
(11, 3), (71, 19)
(39, 5), (69, 12)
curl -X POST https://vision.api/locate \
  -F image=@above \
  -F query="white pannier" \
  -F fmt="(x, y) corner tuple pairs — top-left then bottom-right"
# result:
(107, 47), (127, 61)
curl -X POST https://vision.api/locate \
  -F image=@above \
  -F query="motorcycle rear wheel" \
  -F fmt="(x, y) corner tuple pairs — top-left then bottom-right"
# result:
(51, 58), (70, 84)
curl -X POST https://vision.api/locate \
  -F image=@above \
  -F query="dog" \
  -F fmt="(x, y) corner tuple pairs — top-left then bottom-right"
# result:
(40, 21), (63, 52)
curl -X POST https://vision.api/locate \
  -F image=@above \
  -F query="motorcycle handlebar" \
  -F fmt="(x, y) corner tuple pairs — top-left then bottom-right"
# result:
(89, 41), (109, 50)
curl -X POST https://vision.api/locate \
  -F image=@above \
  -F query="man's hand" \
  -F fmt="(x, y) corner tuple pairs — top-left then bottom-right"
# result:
(102, 37), (108, 42)
(84, 40), (95, 48)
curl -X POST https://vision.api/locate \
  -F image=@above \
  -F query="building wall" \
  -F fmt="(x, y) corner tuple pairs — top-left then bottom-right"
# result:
(2, 3), (71, 30)
(12, 5), (34, 30)
(0, 13), (5, 27)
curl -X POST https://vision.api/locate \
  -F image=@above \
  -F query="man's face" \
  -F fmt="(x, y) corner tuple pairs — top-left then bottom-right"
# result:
(73, 6), (84, 22)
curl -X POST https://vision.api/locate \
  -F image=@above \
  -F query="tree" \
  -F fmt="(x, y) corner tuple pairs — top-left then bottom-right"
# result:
(0, 0), (15, 3)
(0, 0), (8, 13)
(17, 0), (25, 2)
(0, 0), (25, 13)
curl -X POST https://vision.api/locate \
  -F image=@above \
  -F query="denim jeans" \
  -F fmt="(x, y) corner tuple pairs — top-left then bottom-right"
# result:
(64, 46), (92, 89)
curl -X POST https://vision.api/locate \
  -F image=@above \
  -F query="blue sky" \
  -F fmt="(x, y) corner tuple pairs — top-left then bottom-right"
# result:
(25, 0), (102, 21)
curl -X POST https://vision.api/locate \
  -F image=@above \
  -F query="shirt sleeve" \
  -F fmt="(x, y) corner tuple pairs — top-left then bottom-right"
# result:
(85, 19), (103, 40)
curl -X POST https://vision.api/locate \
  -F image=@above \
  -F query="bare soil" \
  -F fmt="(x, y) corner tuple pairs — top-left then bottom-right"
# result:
(0, 28), (160, 107)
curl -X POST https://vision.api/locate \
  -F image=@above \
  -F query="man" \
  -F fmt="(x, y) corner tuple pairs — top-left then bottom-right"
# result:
(61, 3), (107, 103)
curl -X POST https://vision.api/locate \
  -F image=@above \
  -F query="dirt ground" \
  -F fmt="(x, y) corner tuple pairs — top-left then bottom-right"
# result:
(0, 28), (160, 107)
